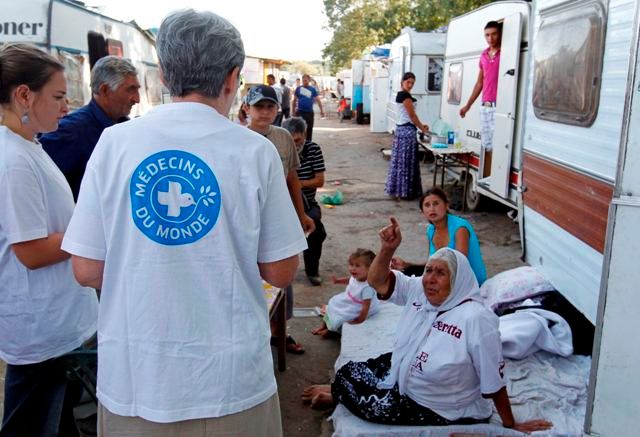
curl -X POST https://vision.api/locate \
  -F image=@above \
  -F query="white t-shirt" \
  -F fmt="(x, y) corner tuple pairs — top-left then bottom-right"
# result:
(0, 126), (98, 365)
(271, 84), (283, 106)
(387, 273), (505, 420)
(62, 102), (307, 423)
(326, 277), (379, 330)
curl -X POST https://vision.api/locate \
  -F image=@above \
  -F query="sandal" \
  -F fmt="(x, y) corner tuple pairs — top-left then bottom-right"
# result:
(271, 335), (305, 354)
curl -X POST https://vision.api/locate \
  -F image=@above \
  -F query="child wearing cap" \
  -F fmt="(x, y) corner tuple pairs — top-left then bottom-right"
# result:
(247, 84), (314, 354)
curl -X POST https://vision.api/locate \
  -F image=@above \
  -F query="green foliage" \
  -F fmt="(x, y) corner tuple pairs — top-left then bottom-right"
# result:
(322, 0), (493, 72)
(283, 61), (322, 75)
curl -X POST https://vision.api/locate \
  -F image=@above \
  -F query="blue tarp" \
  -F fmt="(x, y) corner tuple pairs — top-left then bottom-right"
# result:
(370, 46), (390, 58)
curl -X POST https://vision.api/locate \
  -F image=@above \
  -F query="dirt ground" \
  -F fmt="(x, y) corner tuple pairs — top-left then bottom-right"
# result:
(0, 100), (524, 436)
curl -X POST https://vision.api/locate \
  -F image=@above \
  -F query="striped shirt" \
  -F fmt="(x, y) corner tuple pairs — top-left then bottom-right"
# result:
(297, 140), (325, 208)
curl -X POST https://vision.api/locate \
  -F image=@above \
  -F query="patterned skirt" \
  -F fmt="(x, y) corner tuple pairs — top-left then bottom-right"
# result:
(385, 124), (422, 199)
(331, 353), (490, 426)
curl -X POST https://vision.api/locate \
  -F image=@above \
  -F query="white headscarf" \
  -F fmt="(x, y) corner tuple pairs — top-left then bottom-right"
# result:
(378, 248), (482, 394)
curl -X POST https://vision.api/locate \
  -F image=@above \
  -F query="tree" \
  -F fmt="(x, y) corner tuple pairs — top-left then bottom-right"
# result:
(322, 2), (381, 71)
(322, 0), (493, 72)
(284, 61), (321, 76)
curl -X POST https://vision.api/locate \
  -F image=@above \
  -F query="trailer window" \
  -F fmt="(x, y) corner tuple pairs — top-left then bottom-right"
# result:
(57, 50), (85, 110)
(427, 57), (443, 93)
(532, 0), (606, 127)
(447, 63), (463, 104)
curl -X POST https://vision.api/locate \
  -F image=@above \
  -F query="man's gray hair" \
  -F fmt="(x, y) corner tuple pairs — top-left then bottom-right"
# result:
(282, 117), (307, 136)
(156, 9), (245, 98)
(90, 56), (137, 96)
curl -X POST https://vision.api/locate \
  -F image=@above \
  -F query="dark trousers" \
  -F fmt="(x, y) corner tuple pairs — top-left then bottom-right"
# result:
(1, 358), (82, 437)
(282, 107), (291, 120)
(303, 205), (326, 277)
(332, 353), (490, 426)
(298, 111), (315, 141)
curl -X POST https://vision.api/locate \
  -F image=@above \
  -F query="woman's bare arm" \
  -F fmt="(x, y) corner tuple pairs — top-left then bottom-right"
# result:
(368, 217), (402, 297)
(12, 233), (69, 270)
(488, 387), (553, 431)
(454, 227), (470, 257)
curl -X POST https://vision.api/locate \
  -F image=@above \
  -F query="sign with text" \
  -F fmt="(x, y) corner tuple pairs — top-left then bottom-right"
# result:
(1, 1), (48, 43)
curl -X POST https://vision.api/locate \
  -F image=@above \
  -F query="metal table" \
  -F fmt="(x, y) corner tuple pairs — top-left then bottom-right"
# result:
(264, 283), (287, 372)
(425, 144), (474, 212)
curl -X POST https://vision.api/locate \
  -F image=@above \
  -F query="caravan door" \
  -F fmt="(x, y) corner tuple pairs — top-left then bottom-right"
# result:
(490, 12), (522, 197)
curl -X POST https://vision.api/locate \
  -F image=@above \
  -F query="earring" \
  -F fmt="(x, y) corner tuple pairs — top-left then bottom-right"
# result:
(21, 112), (30, 125)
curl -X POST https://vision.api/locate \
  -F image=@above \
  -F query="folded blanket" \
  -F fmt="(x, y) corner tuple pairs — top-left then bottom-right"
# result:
(500, 308), (573, 359)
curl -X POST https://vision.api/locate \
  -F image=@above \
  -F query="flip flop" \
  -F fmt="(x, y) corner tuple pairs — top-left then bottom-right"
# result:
(270, 335), (306, 354)
(285, 335), (305, 354)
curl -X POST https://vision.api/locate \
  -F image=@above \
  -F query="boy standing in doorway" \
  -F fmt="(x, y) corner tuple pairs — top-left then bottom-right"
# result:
(460, 21), (502, 177)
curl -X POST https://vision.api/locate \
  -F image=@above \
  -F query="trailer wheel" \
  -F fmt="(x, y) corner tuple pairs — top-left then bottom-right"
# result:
(465, 173), (483, 211)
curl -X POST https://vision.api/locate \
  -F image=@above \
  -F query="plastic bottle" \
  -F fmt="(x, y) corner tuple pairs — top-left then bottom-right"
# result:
(454, 126), (462, 149)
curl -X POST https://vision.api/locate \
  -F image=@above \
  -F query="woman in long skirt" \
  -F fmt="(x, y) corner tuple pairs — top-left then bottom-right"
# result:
(385, 72), (429, 200)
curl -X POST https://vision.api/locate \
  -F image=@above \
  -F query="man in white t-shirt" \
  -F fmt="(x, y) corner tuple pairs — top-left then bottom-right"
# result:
(62, 9), (306, 436)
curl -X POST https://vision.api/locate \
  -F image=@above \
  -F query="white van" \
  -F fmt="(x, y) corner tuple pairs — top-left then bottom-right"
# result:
(1, 0), (162, 116)
(386, 28), (445, 134)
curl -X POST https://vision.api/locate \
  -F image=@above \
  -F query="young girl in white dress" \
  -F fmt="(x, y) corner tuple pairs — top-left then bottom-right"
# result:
(312, 249), (379, 337)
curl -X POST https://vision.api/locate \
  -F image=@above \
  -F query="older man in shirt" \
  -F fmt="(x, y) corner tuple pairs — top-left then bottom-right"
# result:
(459, 21), (502, 177)
(40, 56), (140, 199)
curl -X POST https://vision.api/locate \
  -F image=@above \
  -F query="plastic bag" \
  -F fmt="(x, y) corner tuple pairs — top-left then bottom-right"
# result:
(320, 190), (344, 205)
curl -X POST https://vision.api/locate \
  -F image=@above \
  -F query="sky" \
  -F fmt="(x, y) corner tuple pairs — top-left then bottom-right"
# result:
(85, 0), (333, 61)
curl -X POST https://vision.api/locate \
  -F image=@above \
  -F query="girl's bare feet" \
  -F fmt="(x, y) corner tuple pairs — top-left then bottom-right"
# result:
(311, 325), (328, 335)
(311, 392), (335, 409)
(302, 385), (331, 404)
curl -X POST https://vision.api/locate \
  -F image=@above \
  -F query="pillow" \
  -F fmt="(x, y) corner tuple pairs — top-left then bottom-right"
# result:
(480, 266), (555, 310)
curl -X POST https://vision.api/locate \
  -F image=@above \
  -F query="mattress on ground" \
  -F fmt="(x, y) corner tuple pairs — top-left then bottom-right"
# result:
(332, 302), (591, 436)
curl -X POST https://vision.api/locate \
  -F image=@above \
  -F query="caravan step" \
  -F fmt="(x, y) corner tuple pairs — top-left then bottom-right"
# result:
(477, 177), (492, 189)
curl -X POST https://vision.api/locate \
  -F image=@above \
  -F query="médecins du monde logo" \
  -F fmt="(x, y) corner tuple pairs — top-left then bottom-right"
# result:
(130, 150), (221, 245)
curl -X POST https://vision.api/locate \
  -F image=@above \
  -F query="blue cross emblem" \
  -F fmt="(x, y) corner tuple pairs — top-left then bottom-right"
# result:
(129, 150), (221, 245)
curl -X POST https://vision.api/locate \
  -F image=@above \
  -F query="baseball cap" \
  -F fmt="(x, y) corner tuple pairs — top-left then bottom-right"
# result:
(247, 85), (279, 106)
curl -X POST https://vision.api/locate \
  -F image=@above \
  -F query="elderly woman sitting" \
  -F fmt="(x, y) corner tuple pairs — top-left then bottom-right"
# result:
(303, 217), (552, 433)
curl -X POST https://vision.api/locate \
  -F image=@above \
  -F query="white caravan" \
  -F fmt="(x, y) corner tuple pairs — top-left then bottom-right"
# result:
(440, 1), (640, 433)
(1, 0), (162, 116)
(493, 0), (638, 431)
(337, 69), (353, 99)
(369, 60), (390, 133)
(520, 0), (635, 326)
(586, 11), (640, 434)
(351, 58), (372, 123)
(438, 1), (530, 211)
(386, 28), (445, 134)
(441, 0), (636, 323)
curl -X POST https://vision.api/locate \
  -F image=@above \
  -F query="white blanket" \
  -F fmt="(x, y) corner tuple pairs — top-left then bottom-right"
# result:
(332, 302), (591, 436)
(500, 308), (574, 359)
